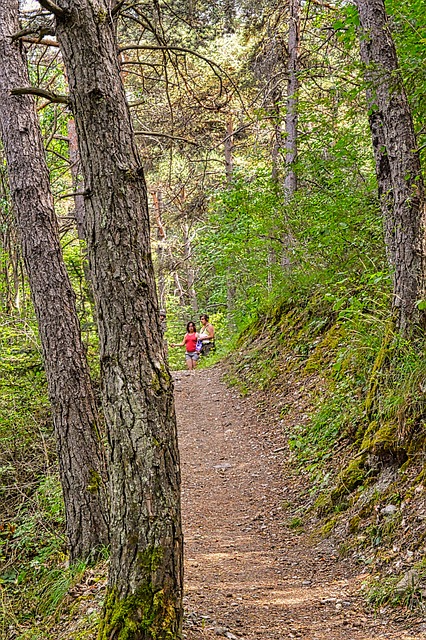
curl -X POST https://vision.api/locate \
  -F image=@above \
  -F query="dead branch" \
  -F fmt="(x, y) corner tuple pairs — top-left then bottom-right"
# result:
(10, 86), (69, 105)
(134, 130), (198, 145)
(22, 35), (59, 47)
(37, 0), (65, 17)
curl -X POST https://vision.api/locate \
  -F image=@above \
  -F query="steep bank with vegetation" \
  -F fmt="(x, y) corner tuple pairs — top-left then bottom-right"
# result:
(1, 0), (426, 637)
(225, 280), (426, 609)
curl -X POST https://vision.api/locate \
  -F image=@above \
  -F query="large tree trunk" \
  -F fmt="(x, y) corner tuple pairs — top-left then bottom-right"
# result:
(0, 0), (108, 561)
(356, 0), (426, 332)
(50, 1), (183, 637)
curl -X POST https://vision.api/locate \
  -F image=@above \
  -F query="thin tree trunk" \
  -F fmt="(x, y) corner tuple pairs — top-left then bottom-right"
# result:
(183, 220), (198, 314)
(0, 0), (108, 561)
(283, 0), (300, 200)
(223, 0), (236, 34)
(271, 92), (283, 185)
(68, 118), (96, 313)
(226, 273), (236, 327)
(151, 189), (167, 310)
(169, 246), (186, 308)
(50, 1), (183, 637)
(224, 117), (234, 183)
(356, 0), (426, 332)
(0, 163), (17, 313)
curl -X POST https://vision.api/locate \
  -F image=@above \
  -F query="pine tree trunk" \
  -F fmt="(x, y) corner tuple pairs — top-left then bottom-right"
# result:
(0, 0), (108, 561)
(283, 0), (300, 200)
(356, 0), (426, 332)
(271, 87), (283, 185)
(364, 89), (395, 266)
(151, 190), (167, 310)
(51, 1), (183, 637)
(224, 117), (234, 183)
(68, 118), (96, 314)
(183, 220), (198, 314)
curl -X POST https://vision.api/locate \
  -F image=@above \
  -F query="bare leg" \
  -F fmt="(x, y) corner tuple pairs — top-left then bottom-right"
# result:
(186, 356), (195, 370)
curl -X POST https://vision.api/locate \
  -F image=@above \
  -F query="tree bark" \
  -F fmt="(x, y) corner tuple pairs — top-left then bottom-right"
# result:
(183, 219), (198, 314)
(356, 0), (426, 332)
(364, 88), (395, 266)
(0, 0), (108, 561)
(49, 1), (183, 637)
(68, 118), (96, 314)
(224, 117), (234, 184)
(283, 0), (300, 200)
(151, 189), (167, 311)
(271, 87), (283, 185)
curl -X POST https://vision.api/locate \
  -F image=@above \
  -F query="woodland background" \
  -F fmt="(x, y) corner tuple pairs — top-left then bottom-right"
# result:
(1, 0), (426, 637)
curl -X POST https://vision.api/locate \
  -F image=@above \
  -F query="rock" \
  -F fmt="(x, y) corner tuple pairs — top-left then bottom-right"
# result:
(381, 504), (397, 516)
(214, 627), (229, 636)
(213, 462), (233, 470)
(395, 569), (420, 594)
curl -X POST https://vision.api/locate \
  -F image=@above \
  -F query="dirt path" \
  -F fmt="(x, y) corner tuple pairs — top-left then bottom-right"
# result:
(175, 366), (424, 640)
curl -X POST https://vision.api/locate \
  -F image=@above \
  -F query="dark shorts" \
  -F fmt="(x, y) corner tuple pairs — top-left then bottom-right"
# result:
(185, 351), (200, 361)
(201, 342), (214, 356)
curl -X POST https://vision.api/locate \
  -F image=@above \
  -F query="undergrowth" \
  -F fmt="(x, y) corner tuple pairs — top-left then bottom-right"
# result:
(227, 263), (426, 609)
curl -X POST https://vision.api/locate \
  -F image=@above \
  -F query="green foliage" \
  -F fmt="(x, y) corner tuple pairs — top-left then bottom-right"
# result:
(1, 0), (425, 631)
(0, 314), (52, 519)
(367, 556), (426, 611)
(386, 0), (426, 136)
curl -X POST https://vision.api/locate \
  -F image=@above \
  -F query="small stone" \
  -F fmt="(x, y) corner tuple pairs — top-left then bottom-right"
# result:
(302, 580), (311, 586)
(381, 504), (397, 516)
(396, 569), (420, 594)
(213, 462), (233, 470)
(214, 627), (229, 636)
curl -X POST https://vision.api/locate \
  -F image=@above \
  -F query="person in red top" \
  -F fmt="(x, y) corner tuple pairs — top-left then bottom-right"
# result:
(171, 321), (200, 370)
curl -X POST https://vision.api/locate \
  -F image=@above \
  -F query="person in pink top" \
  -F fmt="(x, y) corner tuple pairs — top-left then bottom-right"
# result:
(171, 321), (200, 370)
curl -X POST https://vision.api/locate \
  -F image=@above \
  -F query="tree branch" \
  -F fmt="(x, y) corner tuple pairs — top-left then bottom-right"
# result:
(37, 0), (65, 17)
(120, 43), (249, 115)
(11, 86), (69, 105)
(22, 36), (60, 48)
(57, 191), (88, 200)
(12, 25), (56, 41)
(310, 0), (337, 9)
(134, 130), (198, 146)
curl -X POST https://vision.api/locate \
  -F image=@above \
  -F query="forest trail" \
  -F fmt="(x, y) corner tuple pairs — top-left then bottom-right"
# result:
(175, 365), (423, 640)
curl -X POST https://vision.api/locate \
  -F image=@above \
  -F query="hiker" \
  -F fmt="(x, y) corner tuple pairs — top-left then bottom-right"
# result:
(199, 314), (215, 356)
(171, 321), (200, 370)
